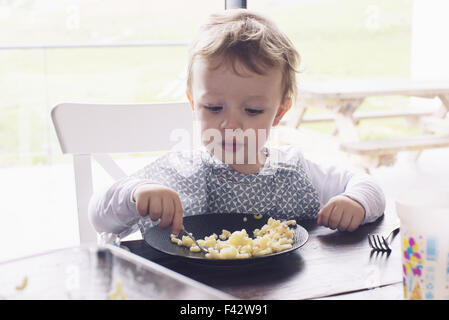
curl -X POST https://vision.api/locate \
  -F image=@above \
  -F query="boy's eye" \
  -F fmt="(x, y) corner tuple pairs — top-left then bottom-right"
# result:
(245, 108), (264, 115)
(204, 106), (222, 113)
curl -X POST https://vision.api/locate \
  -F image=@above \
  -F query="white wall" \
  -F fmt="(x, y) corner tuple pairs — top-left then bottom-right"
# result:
(411, 0), (449, 80)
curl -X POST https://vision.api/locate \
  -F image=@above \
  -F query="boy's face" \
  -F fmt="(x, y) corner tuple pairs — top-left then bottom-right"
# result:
(186, 56), (291, 171)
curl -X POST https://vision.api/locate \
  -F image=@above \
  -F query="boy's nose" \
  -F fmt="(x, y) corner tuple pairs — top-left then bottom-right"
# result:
(221, 119), (240, 130)
(220, 110), (241, 130)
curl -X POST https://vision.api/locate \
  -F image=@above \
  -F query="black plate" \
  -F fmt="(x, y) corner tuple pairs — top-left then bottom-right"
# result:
(143, 213), (308, 265)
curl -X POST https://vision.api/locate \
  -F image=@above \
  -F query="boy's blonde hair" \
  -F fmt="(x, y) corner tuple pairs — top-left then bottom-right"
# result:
(186, 9), (300, 103)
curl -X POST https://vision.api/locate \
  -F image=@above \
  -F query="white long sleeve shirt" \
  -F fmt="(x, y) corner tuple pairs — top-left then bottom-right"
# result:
(88, 146), (385, 238)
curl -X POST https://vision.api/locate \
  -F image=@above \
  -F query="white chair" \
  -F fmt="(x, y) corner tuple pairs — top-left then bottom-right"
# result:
(51, 102), (194, 244)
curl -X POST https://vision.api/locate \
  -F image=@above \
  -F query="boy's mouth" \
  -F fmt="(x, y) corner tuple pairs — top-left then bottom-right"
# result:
(221, 140), (244, 153)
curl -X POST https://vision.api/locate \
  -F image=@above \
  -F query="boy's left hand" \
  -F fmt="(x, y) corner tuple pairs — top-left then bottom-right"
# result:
(317, 195), (365, 232)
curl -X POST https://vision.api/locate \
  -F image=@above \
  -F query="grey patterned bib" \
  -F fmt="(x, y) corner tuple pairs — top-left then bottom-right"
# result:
(133, 146), (320, 221)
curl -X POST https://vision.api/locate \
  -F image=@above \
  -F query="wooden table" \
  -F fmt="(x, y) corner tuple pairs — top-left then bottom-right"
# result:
(123, 209), (403, 300)
(289, 79), (449, 171)
(292, 79), (449, 138)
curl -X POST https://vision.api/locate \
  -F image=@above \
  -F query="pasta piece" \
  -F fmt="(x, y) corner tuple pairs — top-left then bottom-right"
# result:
(190, 245), (201, 252)
(109, 281), (126, 300)
(219, 229), (231, 240)
(219, 247), (238, 259)
(236, 253), (251, 259)
(181, 235), (194, 247)
(15, 276), (28, 291)
(253, 248), (273, 257)
(205, 248), (220, 259)
(170, 234), (180, 244)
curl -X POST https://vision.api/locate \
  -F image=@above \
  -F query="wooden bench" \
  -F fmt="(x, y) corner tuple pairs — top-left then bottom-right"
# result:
(340, 135), (449, 171)
(284, 80), (449, 170)
(298, 108), (436, 124)
(421, 116), (449, 135)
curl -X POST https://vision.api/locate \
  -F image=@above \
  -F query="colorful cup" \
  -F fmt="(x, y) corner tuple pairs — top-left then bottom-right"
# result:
(396, 191), (449, 300)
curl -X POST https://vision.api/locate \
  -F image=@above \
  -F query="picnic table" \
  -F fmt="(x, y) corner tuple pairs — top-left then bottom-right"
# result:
(288, 79), (449, 171)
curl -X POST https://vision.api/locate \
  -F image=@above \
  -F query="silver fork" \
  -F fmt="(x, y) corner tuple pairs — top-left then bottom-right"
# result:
(181, 228), (209, 254)
(368, 226), (400, 252)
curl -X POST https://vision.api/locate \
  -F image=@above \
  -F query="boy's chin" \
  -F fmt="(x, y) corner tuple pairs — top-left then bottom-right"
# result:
(212, 148), (262, 166)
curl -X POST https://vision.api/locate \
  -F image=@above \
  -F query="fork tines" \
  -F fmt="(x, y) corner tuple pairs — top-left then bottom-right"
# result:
(182, 229), (208, 254)
(368, 234), (391, 252)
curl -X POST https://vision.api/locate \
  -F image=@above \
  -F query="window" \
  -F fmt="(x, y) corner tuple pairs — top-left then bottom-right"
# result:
(0, 0), (224, 261)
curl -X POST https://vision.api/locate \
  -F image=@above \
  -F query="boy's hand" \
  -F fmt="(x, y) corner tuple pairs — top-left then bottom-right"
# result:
(317, 195), (365, 232)
(133, 184), (184, 235)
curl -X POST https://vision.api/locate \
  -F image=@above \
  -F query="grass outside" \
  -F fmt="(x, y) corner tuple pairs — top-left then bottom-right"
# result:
(0, 0), (418, 167)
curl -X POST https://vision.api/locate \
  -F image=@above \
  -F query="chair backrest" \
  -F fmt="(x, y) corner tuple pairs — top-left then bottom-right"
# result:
(51, 102), (194, 244)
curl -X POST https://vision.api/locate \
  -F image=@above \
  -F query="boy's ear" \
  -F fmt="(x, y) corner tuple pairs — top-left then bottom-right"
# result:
(272, 98), (292, 126)
(186, 91), (195, 111)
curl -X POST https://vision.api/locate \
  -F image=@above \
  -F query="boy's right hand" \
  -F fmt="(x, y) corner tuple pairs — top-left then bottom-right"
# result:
(133, 184), (184, 235)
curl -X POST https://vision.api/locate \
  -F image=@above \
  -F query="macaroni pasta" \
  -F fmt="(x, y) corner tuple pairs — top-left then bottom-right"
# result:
(170, 217), (297, 259)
